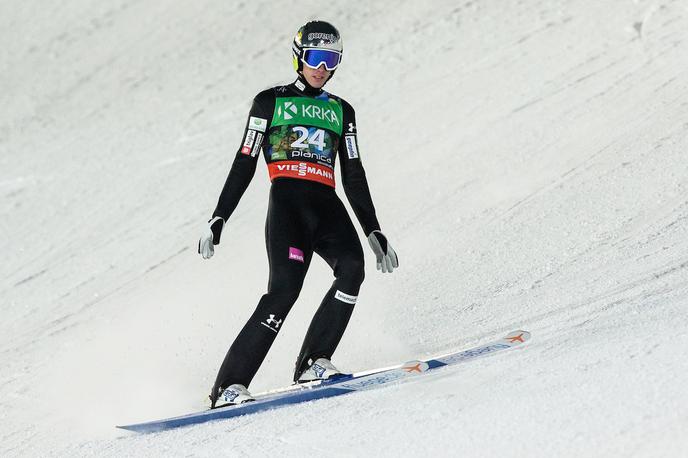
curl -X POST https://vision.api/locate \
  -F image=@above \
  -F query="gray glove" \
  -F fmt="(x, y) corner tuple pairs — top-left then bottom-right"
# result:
(198, 216), (225, 259)
(367, 230), (399, 273)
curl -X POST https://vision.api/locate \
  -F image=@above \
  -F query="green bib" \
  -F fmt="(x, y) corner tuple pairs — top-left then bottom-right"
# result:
(271, 96), (343, 135)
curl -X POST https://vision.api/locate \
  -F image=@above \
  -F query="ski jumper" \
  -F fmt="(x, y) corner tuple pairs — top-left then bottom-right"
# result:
(210, 76), (380, 398)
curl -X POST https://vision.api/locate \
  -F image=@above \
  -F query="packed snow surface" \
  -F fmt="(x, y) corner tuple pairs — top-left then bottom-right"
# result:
(2, 0), (687, 456)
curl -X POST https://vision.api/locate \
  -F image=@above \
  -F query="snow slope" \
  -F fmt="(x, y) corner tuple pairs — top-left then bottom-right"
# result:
(2, 0), (688, 456)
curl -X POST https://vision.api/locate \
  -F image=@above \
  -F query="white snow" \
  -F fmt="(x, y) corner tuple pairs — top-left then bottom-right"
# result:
(2, 0), (688, 456)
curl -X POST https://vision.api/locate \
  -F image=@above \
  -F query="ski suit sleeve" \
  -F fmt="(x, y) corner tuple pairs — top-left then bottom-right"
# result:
(338, 100), (381, 236)
(212, 90), (274, 222)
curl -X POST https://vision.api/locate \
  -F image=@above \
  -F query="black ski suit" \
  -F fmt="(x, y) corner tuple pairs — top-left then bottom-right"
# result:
(209, 76), (380, 403)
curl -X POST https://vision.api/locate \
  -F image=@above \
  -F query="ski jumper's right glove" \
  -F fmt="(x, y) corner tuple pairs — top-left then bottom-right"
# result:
(198, 216), (225, 259)
(367, 230), (399, 273)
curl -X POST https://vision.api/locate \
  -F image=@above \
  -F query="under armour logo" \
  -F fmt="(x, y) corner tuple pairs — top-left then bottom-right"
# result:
(266, 314), (282, 328)
(261, 314), (283, 333)
(348, 123), (356, 133)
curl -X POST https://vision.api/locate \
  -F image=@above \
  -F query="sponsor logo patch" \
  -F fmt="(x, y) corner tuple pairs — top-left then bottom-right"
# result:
(249, 116), (267, 132)
(241, 129), (257, 155)
(302, 104), (340, 126)
(272, 97), (343, 135)
(277, 101), (298, 120)
(289, 246), (305, 263)
(335, 290), (357, 305)
(252, 132), (263, 157)
(345, 135), (359, 159)
(291, 149), (333, 165)
(308, 32), (336, 43)
(268, 161), (335, 187)
(261, 314), (283, 333)
(271, 150), (287, 160)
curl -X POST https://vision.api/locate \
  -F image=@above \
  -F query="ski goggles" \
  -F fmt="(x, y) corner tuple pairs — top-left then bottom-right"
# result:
(301, 48), (342, 71)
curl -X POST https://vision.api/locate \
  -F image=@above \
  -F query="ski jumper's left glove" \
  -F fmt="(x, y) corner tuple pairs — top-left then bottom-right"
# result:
(198, 217), (225, 259)
(367, 230), (399, 273)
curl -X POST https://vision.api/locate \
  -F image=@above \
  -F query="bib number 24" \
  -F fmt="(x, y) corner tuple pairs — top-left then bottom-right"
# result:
(291, 127), (325, 150)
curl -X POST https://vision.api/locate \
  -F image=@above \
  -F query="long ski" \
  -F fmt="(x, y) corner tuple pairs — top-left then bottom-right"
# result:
(117, 330), (530, 433)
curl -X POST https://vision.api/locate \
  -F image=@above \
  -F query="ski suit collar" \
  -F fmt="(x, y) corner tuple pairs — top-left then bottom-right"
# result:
(292, 75), (324, 96)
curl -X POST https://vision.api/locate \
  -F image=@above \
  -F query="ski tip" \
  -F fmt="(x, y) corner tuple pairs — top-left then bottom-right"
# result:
(116, 423), (158, 433)
(116, 423), (162, 434)
(502, 330), (531, 344)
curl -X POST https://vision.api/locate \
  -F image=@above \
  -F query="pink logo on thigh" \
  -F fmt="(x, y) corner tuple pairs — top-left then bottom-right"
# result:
(288, 247), (304, 263)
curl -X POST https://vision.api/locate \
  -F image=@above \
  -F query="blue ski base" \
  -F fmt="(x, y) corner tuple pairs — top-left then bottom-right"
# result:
(117, 330), (530, 433)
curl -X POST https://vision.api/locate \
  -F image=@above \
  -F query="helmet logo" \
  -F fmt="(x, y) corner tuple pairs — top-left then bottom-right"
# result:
(307, 32), (336, 43)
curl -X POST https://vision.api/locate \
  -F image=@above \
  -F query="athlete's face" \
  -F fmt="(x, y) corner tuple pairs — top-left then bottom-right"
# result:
(302, 64), (331, 89)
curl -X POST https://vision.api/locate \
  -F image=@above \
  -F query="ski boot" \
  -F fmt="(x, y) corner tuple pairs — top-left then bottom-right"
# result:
(211, 384), (255, 409)
(297, 358), (344, 383)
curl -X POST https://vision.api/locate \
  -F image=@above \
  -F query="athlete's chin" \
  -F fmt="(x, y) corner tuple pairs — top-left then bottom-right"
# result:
(305, 75), (327, 88)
